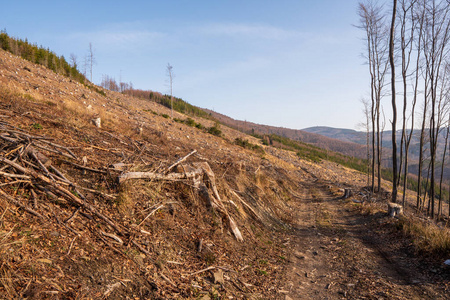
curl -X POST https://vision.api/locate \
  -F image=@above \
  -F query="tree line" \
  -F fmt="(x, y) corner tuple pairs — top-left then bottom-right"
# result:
(0, 30), (86, 84)
(358, 0), (450, 219)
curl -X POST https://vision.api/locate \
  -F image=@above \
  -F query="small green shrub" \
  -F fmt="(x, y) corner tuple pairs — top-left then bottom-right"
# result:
(235, 137), (264, 154)
(185, 118), (196, 127)
(208, 123), (222, 136)
(31, 123), (42, 130)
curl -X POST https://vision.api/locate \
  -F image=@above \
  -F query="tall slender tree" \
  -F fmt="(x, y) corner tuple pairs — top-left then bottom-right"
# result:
(167, 63), (174, 119)
(358, 1), (390, 194)
(390, 0), (398, 203)
(88, 42), (95, 82)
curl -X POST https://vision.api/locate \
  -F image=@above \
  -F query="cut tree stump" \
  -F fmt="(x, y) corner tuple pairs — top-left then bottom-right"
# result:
(341, 188), (352, 199)
(387, 202), (403, 217)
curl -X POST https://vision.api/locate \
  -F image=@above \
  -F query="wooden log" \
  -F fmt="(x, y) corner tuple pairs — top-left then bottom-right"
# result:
(118, 170), (202, 184)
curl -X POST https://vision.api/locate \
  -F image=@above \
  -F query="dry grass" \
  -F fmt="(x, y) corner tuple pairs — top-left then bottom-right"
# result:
(399, 216), (450, 255)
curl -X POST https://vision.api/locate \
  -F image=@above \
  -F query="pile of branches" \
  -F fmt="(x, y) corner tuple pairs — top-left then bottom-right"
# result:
(0, 121), (245, 248)
(119, 150), (244, 242)
(0, 121), (124, 233)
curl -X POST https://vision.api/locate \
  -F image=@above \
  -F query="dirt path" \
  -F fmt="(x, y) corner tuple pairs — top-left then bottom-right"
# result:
(281, 179), (448, 300)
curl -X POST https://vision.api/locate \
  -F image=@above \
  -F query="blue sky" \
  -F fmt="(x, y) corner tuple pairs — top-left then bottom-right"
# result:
(2, 0), (370, 130)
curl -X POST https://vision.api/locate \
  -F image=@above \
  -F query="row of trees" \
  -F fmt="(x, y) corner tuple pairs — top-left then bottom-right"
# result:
(0, 30), (99, 86)
(358, 0), (450, 219)
(0, 30), (86, 83)
(99, 74), (133, 92)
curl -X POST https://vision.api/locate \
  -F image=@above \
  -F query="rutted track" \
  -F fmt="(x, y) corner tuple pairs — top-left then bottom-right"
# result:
(281, 180), (448, 300)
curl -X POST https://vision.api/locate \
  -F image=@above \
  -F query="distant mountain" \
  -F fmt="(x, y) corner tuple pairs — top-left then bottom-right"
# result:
(204, 110), (367, 159)
(303, 126), (447, 159)
(303, 126), (450, 179)
(303, 126), (367, 145)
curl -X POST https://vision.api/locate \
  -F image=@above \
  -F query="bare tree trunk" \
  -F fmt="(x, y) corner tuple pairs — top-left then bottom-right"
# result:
(358, 2), (389, 194)
(405, 0), (422, 208)
(398, 0), (415, 193)
(167, 63), (174, 119)
(88, 42), (94, 82)
(438, 119), (449, 218)
(422, 0), (450, 218)
(390, 0), (398, 203)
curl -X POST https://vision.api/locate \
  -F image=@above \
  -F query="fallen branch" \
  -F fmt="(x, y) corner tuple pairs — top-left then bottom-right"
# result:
(1, 157), (124, 234)
(62, 160), (107, 174)
(119, 161), (244, 241)
(230, 189), (263, 222)
(100, 231), (124, 245)
(138, 204), (165, 226)
(0, 188), (46, 219)
(160, 273), (177, 288)
(103, 282), (122, 298)
(0, 171), (31, 180)
(189, 266), (216, 276)
(166, 150), (197, 173)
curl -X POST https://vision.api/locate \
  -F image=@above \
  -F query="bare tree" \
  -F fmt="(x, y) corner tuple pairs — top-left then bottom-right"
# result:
(167, 63), (174, 119)
(389, 0), (399, 202)
(402, 0), (422, 209)
(438, 114), (450, 218)
(397, 0), (416, 198)
(88, 42), (96, 82)
(422, 0), (450, 218)
(358, 1), (390, 193)
(69, 53), (78, 68)
(361, 98), (372, 187)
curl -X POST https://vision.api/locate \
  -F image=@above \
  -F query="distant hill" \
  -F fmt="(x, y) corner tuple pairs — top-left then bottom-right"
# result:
(302, 126), (447, 160)
(204, 110), (368, 160)
(302, 126), (367, 145)
(304, 126), (450, 180)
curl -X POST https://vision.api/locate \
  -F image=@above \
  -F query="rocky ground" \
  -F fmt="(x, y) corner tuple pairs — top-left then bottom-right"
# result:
(0, 49), (449, 299)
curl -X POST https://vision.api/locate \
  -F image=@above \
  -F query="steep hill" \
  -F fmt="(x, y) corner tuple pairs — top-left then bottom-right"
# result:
(0, 47), (449, 300)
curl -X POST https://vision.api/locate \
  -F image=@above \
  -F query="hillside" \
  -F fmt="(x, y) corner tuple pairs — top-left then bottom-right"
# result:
(0, 47), (449, 300)
(204, 110), (367, 160)
(303, 126), (448, 161)
(304, 126), (450, 180)
(303, 126), (367, 145)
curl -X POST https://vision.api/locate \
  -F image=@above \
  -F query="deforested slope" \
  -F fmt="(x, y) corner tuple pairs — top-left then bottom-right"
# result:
(0, 47), (449, 300)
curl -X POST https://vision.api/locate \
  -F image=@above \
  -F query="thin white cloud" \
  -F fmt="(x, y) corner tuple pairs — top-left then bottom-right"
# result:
(197, 23), (304, 40)
(67, 29), (165, 47)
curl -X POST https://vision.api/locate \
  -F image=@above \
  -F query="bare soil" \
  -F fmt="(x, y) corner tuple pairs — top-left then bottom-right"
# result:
(282, 177), (450, 299)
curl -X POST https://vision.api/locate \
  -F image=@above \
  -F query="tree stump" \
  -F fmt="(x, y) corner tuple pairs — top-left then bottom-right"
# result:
(387, 202), (403, 218)
(342, 188), (352, 199)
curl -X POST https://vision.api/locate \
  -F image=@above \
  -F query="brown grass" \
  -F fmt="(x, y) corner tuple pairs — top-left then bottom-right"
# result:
(399, 216), (450, 255)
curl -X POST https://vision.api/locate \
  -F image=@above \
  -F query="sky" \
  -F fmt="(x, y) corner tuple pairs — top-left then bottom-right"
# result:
(2, 0), (371, 130)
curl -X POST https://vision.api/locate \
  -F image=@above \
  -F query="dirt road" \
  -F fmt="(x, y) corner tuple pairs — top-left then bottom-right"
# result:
(281, 180), (448, 300)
